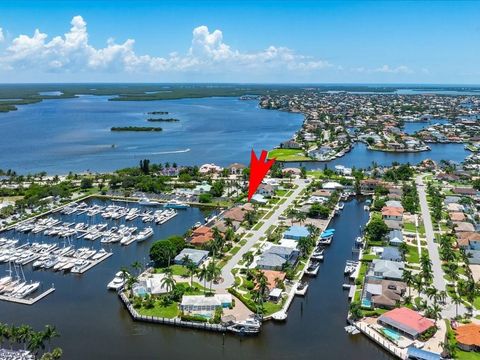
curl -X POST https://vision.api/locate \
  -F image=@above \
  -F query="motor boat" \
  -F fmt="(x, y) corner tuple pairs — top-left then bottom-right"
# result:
(135, 227), (154, 242)
(107, 271), (126, 291)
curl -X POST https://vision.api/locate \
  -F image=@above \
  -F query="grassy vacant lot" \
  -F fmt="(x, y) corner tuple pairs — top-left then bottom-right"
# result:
(403, 222), (416, 232)
(157, 265), (188, 276)
(268, 149), (310, 161)
(406, 244), (420, 263)
(137, 302), (179, 318)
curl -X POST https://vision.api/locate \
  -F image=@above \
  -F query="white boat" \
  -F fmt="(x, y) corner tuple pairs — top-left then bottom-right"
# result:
(107, 271), (126, 291)
(227, 318), (261, 335)
(295, 281), (309, 296)
(304, 261), (320, 276)
(92, 249), (107, 260)
(16, 282), (40, 298)
(138, 197), (160, 206)
(163, 200), (189, 209)
(135, 227), (154, 242)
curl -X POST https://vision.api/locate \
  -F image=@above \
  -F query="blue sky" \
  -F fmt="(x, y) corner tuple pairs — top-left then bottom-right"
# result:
(0, 0), (479, 83)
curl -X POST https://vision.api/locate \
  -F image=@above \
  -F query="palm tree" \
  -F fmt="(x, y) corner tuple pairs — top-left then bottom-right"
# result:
(413, 275), (424, 297)
(131, 261), (142, 277)
(42, 325), (59, 352)
(160, 272), (176, 293)
(0, 323), (7, 348)
(426, 287), (438, 303)
(16, 325), (33, 350)
(402, 270), (414, 298)
(28, 331), (45, 355)
(184, 257), (198, 287)
(295, 211), (306, 225)
(198, 265), (209, 294)
(242, 252), (254, 267)
(207, 261), (221, 292)
(452, 294), (462, 318)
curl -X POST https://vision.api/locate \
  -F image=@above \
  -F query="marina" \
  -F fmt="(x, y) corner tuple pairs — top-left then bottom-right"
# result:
(0, 197), (395, 360)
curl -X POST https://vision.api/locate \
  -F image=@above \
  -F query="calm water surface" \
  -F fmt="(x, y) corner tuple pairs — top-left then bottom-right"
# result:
(0, 198), (394, 360)
(0, 96), (303, 174)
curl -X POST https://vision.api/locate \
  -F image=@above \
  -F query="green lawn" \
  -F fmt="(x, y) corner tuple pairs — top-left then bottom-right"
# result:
(253, 221), (264, 231)
(455, 349), (480, 360)
(275, 189), (288, 196)
(137, 301), (179, 318)
(157, 265), (188, 276)
(473, 296), (480, 310)
(268, 148), (310, 161)
(230, 246), (241, 256)
(403, 222), (416, 232)
(406, 244), (420, 263)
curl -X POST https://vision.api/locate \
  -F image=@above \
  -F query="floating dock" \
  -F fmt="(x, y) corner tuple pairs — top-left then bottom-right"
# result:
(0, 287), (55, 305)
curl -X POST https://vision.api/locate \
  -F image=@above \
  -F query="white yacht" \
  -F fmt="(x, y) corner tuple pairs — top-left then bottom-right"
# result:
(107, 271), (126, 291)
(135, 227), (154, 242)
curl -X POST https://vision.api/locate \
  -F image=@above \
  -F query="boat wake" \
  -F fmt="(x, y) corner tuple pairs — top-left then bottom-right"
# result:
(150, 148), (191, 155)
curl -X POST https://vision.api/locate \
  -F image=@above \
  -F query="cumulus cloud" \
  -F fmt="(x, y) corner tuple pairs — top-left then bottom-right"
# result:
(0, 28), (4, 42)
(0, 16), (332, 75)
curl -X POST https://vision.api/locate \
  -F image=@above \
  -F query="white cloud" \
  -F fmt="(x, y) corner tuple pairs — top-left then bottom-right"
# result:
(373, 64), (413, 74)
(0, 16), (332, 76)
(0, 28), (4, 42)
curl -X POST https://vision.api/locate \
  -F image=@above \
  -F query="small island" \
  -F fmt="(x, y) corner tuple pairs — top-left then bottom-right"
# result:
(147, 118), (179, 122)
(147, 111), (169, 115)
(111, 126), (163, 132)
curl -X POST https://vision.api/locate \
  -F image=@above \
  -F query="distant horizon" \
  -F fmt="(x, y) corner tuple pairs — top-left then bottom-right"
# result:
(1, 82), (480, 87)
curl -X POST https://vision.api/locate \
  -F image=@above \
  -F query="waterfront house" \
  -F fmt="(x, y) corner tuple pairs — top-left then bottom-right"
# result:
(363, 278), (406, 309)
(381, 247), (403, 262)
(199, 163), (223, 174)
(454, 222), (475, 233)
(466, 250), (480, 265)
(450, 212), (466, 222)
(385, 200), (403, 209)
(388, 230), (404, 246)
(453, 187), (478, 196)
(283, 225), (310, 241)
(193, 181), (212, 195)
(251, 194), (268, 204)
(323, 181), (343, 190)
(382, 206), (404, 222)
(455, 323), (480, 352)
(312, 189), (333, 198)
(369, 259), (404, 280)
(180, 294), (232, 313)
(228, 163), (246, 175)
(360, 179), (384, 194)
(257, 245), (299, 270)
(174, 248), (209, 266)
(260, 270), (286, 291)
(222, 204), (253, 224)
(384, 220), (402, 230)
(257, 184), (275, 197)
(378, 307), (434, 339)
(456, 232), (480, 249)
(189, 226), (215, 246)
(281, 140), (302, 149)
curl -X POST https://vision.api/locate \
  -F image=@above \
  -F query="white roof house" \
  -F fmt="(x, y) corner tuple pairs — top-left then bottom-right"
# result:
(180, 294), (232, 312)
(323, 182), (343, 190)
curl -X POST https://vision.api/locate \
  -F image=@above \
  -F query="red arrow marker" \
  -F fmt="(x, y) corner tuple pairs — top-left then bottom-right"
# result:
(248, 149), (276, 201)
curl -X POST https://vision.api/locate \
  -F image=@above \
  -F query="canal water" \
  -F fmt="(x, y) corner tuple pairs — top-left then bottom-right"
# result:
(293, 142), (468, 170)
(0, 197), (395, 359)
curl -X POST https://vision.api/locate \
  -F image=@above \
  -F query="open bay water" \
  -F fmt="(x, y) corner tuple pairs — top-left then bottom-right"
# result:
(0, 96), (303, 174)
(0, 198), (394, 359)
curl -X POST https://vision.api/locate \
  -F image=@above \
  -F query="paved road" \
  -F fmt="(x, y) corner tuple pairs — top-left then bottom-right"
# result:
(213, 178), (308, 290)
(416, 175), (446, 292)
(416, 175), (469, 318)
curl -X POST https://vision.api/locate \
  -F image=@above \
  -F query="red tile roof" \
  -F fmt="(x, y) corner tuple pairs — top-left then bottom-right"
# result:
(456, 323), (480, 347)
(380, 307), (434, 335)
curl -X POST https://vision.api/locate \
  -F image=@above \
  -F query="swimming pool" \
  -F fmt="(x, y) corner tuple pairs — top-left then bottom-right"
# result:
(382, 328), (401, 341)
(133, 285), (148, 297)
(361, 298), (372, 308)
